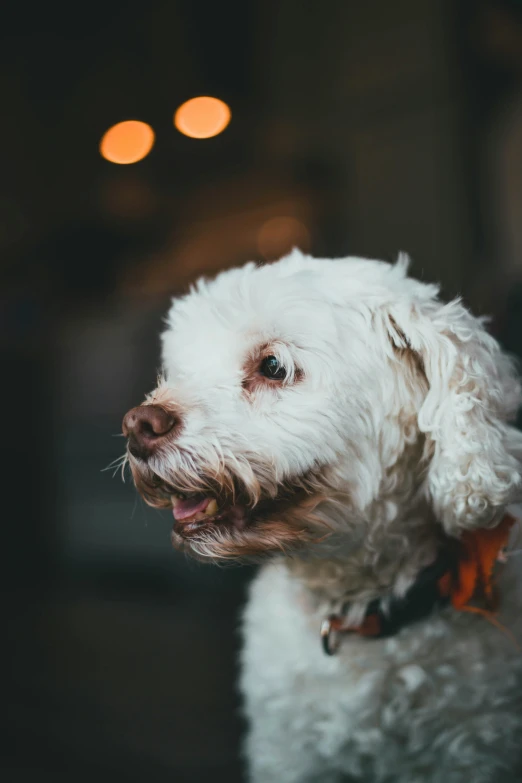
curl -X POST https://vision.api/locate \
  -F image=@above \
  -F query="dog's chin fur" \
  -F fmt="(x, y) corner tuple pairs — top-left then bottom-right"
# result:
(129, 453), (332, 562)
(170, 508), (321, 562)
(123, 251), (522, 781)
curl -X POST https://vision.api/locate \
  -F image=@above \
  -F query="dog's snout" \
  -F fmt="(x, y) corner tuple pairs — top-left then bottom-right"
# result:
(122, 405), (177, 459)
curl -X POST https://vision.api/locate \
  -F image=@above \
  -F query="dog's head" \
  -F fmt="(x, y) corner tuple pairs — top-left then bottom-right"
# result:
(122, 251), (522, 562)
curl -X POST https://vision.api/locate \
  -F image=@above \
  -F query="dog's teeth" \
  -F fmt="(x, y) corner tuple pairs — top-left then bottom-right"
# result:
(205, 499), (218, 516)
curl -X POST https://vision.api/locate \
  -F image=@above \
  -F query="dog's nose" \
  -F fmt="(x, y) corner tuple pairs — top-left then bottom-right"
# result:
(122, 405), (176, 460)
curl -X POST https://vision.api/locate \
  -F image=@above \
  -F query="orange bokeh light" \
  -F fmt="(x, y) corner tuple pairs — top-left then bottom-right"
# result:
(100, 120), (155, 164)
(174, 96), (231, 139)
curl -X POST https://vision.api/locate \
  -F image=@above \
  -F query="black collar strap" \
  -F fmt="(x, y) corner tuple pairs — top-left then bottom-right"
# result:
(320, 549), (455, 655)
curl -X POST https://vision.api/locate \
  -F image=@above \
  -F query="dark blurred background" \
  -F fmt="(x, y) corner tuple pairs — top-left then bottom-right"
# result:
(3, 0), (522, 780)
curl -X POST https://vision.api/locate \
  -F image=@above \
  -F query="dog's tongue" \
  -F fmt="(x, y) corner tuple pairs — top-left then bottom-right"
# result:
(172, 495), (210, 521)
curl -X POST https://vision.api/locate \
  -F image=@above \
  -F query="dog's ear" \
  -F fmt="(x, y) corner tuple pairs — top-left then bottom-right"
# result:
(385, 286), (522, 536)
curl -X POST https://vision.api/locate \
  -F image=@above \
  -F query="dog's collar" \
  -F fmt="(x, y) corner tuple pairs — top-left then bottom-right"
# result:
(320, 550), (452, 655)
(320, 513), (515, 655)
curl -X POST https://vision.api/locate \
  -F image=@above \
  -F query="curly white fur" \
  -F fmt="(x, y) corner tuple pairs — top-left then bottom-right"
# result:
(129, 250), (522, 781)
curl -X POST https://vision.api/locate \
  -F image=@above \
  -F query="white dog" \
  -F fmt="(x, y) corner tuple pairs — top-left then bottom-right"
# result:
(122, 251), (522, 782)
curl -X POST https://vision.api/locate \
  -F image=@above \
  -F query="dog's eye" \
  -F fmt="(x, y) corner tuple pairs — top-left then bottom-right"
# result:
(260, 355), (286, 380)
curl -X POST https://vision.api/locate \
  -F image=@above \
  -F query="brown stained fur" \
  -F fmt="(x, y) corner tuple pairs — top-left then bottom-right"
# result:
(129, 455), (237, 509)
(172, 496), (329, 562)
(129, 461), (173, 508)
(388, 315), (428, 389)
(128, 443), (334, 561)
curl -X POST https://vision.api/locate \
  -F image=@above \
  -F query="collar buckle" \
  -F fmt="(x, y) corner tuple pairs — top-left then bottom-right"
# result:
(320, 615), (341, 656)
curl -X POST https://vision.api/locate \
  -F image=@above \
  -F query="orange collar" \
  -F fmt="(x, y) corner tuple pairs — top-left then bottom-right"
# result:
(438, 512), (515, 612)
(321, 513), (517, 656)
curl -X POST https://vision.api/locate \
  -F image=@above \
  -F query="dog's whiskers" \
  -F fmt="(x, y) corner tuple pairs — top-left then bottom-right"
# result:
(102, 452), (129, 479)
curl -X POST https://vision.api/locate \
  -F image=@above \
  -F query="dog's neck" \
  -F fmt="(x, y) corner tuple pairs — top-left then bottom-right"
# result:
(286, 370), (443, 616)
(286, 502), (442, 618)
(286, 433), (443, 619)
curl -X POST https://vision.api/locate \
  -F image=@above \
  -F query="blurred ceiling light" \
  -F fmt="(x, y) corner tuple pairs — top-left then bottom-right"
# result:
(100, 120), (155, 164)
(257, 217), (310, 260)
(174, 96), (231, 139)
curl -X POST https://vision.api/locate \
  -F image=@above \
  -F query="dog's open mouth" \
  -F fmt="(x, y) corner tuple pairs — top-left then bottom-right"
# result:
(171, 492), (246, 538)
(128, 459), (328, 559)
